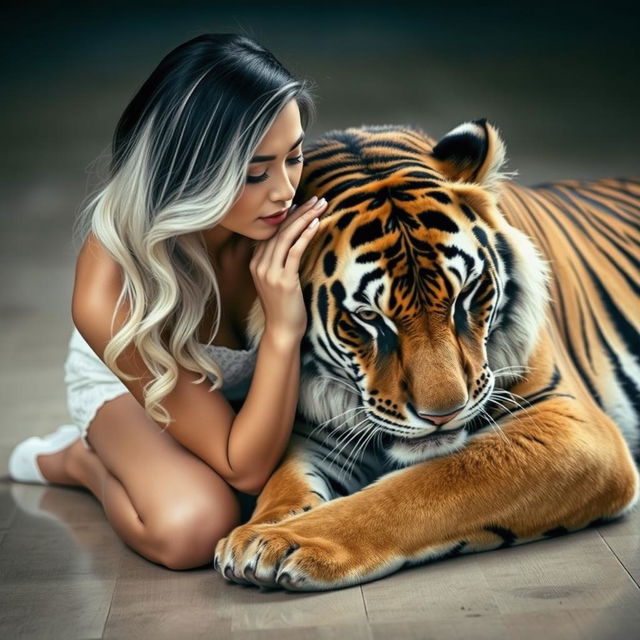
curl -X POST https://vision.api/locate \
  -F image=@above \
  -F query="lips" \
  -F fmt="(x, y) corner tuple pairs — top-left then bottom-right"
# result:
(262, 207), (288, 219)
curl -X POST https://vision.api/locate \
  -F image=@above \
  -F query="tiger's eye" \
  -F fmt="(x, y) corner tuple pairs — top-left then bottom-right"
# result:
(356, 309), (379, 322)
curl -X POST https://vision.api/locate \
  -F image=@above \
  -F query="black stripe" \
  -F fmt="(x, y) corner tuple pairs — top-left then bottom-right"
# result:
(427, 191), (453, 205)
(442, 541), (468, 558)
(335, 210), (358, 230)
(323, 178), (380, 205)
(361, 140), (426, 156)
(315, 166), (365, 188)
(494, 233), (519, 331)
(507, 189), (605, 405)
(543, 186), (640, 296)
(484, 525), (517, 548)
(417, 210), (459, 233)
(350, 218), (385, 248)
(436, 242), (476, 276)
(473, 226), (489, 246)
(356, 251), (383, 264)
(354, 267), (386, 303)
(591, 302), (640, 431)
(323, 250), (337, 277)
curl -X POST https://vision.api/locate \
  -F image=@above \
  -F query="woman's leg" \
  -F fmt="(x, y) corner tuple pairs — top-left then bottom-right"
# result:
(40, 393), (242, 570)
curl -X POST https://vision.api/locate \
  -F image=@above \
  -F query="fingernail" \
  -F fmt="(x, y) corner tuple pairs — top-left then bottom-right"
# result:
(308, 217), (319, 228)
(305, 196), (318, 206)
(313, 197), (327, 209)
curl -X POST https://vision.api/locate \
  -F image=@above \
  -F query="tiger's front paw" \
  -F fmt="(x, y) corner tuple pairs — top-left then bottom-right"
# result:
(213, 518), (361, 591)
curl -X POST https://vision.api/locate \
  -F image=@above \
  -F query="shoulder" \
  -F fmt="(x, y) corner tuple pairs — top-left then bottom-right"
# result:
(71, 232), (125, 350)
(75, 232), (121, 285)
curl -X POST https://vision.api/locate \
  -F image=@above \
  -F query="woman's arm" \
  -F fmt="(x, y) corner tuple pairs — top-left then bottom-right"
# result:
(226, 328), (302, 491)
(72, 233), (301, 495)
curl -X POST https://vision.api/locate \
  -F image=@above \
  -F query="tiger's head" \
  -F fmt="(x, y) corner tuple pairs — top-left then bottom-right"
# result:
(248, 120), (549, 467)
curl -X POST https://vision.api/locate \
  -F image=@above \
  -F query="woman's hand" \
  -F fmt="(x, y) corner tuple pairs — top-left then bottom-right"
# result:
(249, 195), (328, 341)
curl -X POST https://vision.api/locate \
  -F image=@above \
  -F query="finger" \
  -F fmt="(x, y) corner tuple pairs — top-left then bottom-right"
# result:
(270, 199), (327, 269)
(259, 228), (279, 272)
(282, 216), (321, 277)
(271, 196), (318, 233)
(251, 239), (265, 264)
(259, 202), (302, 268)
(250, 240), (267, 275)
(260, 195), (325, 269)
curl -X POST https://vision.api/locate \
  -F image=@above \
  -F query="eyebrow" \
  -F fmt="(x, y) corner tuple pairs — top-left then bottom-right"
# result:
(249, 132), (305, 163)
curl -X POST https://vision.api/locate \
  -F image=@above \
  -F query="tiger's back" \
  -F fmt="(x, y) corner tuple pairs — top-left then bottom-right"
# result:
(501, 178), (640, 451)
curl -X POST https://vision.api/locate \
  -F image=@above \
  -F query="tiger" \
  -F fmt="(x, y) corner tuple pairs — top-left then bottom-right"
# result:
(214, 119), (640, 591)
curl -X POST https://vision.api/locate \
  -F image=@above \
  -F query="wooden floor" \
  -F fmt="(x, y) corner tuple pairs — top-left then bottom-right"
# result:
(0, 473), (638, 638)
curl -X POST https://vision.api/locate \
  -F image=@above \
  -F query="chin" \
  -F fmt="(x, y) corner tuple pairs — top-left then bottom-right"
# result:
(381, 427), (469, 467)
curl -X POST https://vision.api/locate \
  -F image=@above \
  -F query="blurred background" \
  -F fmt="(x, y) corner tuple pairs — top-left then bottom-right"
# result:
(0, 0), (638, 444)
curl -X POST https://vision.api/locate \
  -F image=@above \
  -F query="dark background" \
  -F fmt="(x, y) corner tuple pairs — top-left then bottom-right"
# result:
(0, 0), (638, 361)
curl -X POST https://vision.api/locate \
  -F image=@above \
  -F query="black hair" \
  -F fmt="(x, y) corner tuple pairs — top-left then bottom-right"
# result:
(110, 33), (314, 211)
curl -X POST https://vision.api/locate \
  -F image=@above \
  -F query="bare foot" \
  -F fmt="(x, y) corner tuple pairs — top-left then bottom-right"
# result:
(36, 439), (85, 486)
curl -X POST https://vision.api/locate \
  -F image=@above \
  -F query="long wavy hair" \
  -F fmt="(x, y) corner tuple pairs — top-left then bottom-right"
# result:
(73, 34), (314, 426)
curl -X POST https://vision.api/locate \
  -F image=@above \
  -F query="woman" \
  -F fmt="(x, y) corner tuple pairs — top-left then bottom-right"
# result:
(9, 33), (327, 570)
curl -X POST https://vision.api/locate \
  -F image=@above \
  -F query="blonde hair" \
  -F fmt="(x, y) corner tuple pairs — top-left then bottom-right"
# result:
(73, 34), (313, 425)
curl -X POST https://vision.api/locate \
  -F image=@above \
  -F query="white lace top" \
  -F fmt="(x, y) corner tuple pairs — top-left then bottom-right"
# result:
(202, 342), (259, 400)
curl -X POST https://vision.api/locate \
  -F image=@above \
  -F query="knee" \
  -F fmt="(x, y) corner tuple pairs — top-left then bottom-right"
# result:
(146, 489), (241, 570)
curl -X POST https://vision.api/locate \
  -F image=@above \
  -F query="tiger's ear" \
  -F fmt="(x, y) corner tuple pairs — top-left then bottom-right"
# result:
(430, 119), (508, 193)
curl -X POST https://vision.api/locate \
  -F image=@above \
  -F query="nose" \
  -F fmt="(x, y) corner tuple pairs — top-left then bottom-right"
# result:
(270, 165), (296, 203)
(413, 404), (465, 426)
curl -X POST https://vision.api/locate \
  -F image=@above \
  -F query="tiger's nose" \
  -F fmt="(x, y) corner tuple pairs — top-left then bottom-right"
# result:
(415, 405), (465, 426)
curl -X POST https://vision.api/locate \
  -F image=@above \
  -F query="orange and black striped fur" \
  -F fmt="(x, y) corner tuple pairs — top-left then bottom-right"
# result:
(215, 120), (639, 591)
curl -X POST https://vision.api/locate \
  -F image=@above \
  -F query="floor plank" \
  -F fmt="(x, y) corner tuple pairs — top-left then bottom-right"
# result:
(370, 606), (640, 640)
(0, 482), (16, 531)
(597, 513), (640, 586)
(102, 570), (233, 640)
(230, 624), (373, 640)
(362, 519), (640, 633)
(0, 579), (115, 640)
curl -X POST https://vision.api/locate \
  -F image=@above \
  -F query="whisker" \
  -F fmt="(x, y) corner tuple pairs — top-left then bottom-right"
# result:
(313, 409), (368, 451)
(317, 374), (359, 394)
(488, 389), (546, 433)
(307, 405), (364, 438)
(320, 416), (370, 470)
(338, 421), (377, 483)
(343, 423), (379, 481)
(493, 364), (531, 375)
(478, 407), (515, 452)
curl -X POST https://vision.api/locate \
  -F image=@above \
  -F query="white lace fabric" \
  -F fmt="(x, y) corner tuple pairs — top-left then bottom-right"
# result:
(200, 342), (258, 398)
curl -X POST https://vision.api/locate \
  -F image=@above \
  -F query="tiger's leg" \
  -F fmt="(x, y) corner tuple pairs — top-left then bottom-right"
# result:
(216, 399), (639, 591)
(214, 419), (379, 585)
(244, 443), (330, 526)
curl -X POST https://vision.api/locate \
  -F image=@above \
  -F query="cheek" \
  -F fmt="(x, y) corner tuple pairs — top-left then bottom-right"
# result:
(230, 186), (265, 220)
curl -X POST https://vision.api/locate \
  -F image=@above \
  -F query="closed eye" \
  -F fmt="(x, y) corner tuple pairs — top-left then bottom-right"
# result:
(246, 154), (304, 184)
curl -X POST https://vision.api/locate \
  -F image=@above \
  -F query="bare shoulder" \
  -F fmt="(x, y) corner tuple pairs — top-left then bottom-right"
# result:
(71, 232), (124, 350)
(74, 232), (122, 298)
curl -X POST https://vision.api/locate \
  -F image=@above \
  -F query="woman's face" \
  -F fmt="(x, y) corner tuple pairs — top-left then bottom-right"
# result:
(213, 99), (305, 242)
